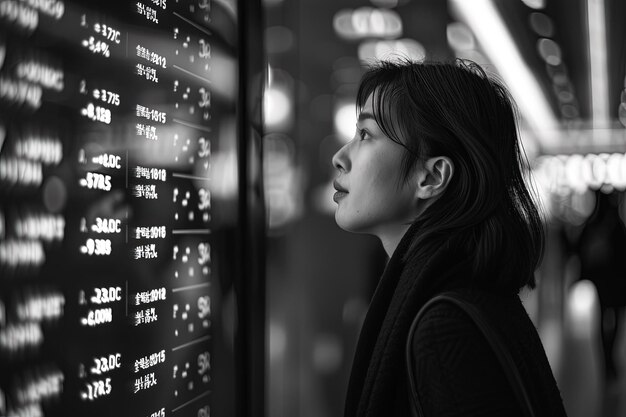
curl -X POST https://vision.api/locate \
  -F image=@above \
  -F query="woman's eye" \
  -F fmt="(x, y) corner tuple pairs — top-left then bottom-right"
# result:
(358, 129), (369, 141)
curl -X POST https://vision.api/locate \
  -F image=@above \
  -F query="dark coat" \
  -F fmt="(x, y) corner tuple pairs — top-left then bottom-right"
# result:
(344, 222), (567, 417)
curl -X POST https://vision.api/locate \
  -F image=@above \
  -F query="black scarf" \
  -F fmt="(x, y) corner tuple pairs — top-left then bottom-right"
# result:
(344, 222), (471, 417)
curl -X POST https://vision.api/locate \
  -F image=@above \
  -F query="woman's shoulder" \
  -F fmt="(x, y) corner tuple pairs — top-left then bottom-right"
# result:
(409, 287), (568, 417)
(412, 287), (525, 332)
(408, 289), (527, 416)
(408, 287), (538, 369)
(410, 291), (494, 352)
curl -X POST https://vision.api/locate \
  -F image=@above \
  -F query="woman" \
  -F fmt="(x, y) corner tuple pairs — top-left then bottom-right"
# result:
(332, 59), (567, 417)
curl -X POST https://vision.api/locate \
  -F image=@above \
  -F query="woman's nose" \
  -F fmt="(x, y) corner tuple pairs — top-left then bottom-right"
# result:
(332, 142), (350, 172)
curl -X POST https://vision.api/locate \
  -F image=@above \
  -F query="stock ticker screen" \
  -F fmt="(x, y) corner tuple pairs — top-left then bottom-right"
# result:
(0, 0), (246, 416)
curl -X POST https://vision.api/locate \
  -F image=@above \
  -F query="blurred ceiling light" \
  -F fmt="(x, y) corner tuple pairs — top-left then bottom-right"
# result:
(358, 39), (425, 63)
(568, 280), (597, 337)
(334, 102), (357, 142)
(446, 22), (475, 51)
(450, 0), (560, 148)
(265, 26), (294, 54)
(312, 334), (343, 374)
(606, 153), (626, 189)
(334, 7), (402, 40)
(520, 0), (545, 9)
(529, 12), (554, 37)
(564, 154), (587, 194)
(537, 38), (562, 66)
(268, 321), (287, 361)
(586, 0), (609, 129)
(534, 153), (626, 193)
(263, 86), (291, 128)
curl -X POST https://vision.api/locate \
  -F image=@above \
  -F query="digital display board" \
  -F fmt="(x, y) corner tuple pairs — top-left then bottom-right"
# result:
(0, 1), (264, 416)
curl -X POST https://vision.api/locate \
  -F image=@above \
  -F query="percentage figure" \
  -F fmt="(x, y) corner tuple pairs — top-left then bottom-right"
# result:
(81, 36), (111, 58)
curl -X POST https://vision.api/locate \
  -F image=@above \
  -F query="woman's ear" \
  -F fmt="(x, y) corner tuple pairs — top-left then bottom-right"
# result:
(415, 156), (454, 200)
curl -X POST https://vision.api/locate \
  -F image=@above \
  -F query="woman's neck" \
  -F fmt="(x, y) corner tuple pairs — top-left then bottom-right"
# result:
(377, 223), (412, 258)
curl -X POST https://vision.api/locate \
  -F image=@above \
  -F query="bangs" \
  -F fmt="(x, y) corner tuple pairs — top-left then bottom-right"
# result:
(355, 69), (407, 147)
(355, 62), (424, 183)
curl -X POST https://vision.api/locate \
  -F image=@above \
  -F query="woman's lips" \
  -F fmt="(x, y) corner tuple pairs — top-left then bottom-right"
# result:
(333, 191), (347, 203)
(333, 180), (348, 193)
(333, 180), (348, 203)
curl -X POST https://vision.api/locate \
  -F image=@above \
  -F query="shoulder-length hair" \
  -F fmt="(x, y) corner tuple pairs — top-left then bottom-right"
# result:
(357, 59), (544, 291)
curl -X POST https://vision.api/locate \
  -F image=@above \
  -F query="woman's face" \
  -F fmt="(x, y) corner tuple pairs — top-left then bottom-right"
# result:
(331, 95), (418, 236)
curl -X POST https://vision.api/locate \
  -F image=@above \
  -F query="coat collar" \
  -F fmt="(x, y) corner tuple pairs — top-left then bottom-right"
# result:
(344, 221), (472, 417)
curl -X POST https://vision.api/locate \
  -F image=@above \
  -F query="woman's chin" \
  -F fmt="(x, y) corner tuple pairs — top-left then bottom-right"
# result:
(334, 213), (368, 234)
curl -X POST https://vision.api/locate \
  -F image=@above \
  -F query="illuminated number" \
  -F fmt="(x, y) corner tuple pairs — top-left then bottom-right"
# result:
(94, 218), (121, 233)
(198, 137), (210, 157)
(92, 287), (101, 303)
(197, 405), (210, 417)
(85, 104), (111, 124)
(86, 308), (112, 325)
(86, 102), (95, 119)
(85, 173), (112, 191)
(101, 357), (109, 373)
(91, 287), (122, 303)
(106, 154), (121, 169)
(197, 296), (210, 319)
(197, 351), (210, 375)
(105, 378), (112, 394)
(80, 79), (87, 94)
(151, 408), (166, 417)
(102, 288), (110, 304)
(81, 14), (87, 27)
(86, 238), (95, 255)
(112, 353), (121, 369)
(91, 354), (121, 375)
(84, 239), (112, 256)
(92, 358), (101, 375)
(96, 379), (105, 395)
(100, 239), (111, 255)
(197, 243), (210, 265)
(198, 39), (210, 59)
(198, 188), (210, 210)
(83, 377), (111, 400)
(103, 91), (120, 106)
(198, 88), (210, 108)
(94, 217), (103, 233)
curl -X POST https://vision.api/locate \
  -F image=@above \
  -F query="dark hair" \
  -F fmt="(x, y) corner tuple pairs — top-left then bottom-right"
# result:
(356, 58), (544, 291)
